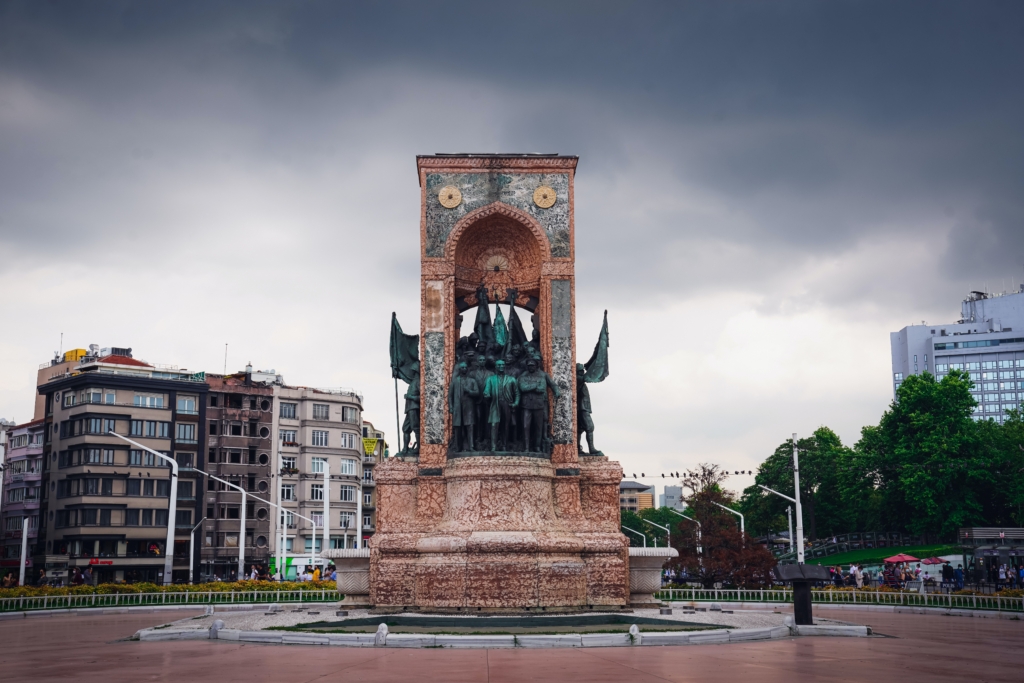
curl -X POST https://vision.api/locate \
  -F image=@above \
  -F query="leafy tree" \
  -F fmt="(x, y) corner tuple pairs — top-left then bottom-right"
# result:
(855, 370), (990, 536)
(620, 509), (646, 547)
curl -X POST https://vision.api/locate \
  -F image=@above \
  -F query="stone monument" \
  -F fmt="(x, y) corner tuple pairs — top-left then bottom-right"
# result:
(373, 154), (628, 610)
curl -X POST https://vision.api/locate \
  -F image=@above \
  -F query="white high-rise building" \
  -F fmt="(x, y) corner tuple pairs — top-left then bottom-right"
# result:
(891, 287), (1024, 423)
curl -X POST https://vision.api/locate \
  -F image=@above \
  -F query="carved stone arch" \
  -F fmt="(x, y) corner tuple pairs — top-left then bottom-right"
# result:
(444, 202), (551, 262)
(446, 202), (551, 301)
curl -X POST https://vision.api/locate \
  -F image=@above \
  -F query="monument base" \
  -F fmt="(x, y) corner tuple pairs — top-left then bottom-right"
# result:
(370, 455), (628, 610)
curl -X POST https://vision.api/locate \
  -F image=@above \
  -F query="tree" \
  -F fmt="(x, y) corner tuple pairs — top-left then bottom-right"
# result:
(670, 464), (776, 587)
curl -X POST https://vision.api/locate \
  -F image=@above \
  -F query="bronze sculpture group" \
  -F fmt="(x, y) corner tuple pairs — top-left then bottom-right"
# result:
(391, 287), (609, 458)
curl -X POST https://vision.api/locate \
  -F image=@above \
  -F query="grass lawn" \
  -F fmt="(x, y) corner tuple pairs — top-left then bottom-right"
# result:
(807, 544), (964, 567)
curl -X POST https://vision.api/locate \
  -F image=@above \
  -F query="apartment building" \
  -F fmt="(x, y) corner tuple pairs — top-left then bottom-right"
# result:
(619, 480), (655, 512)
(1, 420), (45, 575)
(272, 385), (364, 578)
(360, 420), (388, 538)
(201, 369), (276, 580)
(37, 347), (207, 584)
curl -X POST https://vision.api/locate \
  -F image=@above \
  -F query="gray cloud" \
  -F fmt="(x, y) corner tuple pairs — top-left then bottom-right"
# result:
(1, 1), (1022, 480)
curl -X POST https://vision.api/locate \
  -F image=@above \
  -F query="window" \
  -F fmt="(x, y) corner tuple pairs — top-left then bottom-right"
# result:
(967, 362), (981, 370)
(312, 430), (328, 447)
(1000, 371), (1014, 379)
(229, 450), (242, 464)
(125, 509), (140, 526)
(982, 361), (997, 370)
(176, 396), (197, 414)
(281, 484), (296, 501)
(339, 511), (355, 529)
(935, 364), (948, 372)
(311, 484), (324, 501)
(281, 510), (295, 527)
(340, 459), (356, 475)
(304, 537), (322, 552)
(985, 404), (999, 413)
(142, 509), (153, 525)
(130, 420), (143, 436)
(363, 471), (374, 483)
(342, 406), (358, 423)
(340, 485), (356, 502)
(175, 510), (192, 526)
(984, 394), (998, 402)
(950, 363), (964, 370)
(130, 449), (142, 465)
(155, 510), (168, 526)
(230, 424), (242, 436)
(143, 480), (155, 496)
(134, 394), (164, 408)
(363, 515), (372, 528)
(983, 383), (998, 391)
(312, 512), (324, 527)
(102, 478), (113, 496)
(85, 448), (101, 464)
(158, 422), (170, 438)
(175, 423), (197, 443)
(280, 403), (297, 419)
(63, 392), (76, 407)
(101, 449), (114, 465)
(281, 429), (297, 445)
(364, 492), (373, 505)
(99, 509), (111, 526)
(313, 404), (330, 420)
(86, 417), (103, 434)
(340, 432), (358, 449)
(282, 456), (296, 469)
(127, 479), (141, 496)
(175, 452), (194, 468)
(178, 481), (193, 498)
(209, 421), (218, 435)
(999, 360), (1013, 369)
(312, 457), (327, 474)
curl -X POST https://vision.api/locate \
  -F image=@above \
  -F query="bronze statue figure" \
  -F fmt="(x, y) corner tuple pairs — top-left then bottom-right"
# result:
(577, 310), (610, 456)
(519, 357), (560, 452)
(402, 362), (421, 455)
(483, 359), (520, 452)
(448, 361), (480, 452)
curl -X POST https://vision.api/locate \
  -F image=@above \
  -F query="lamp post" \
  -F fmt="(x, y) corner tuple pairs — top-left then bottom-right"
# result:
(19, 514), (29, 586)
(184, 467), (319, 579)
(188, 517), (207, 584)
(758, 482), (804, 564)
(108, 433), (177, 585)
(787, 505), (794, 552)
(642, 519), (671, 548)
(711, 501), (745, 537)
(666, 509), (701, 556)
(322, 461), (330, 555)
(622, 525), (647, 547)
(791, 434), (805, 565)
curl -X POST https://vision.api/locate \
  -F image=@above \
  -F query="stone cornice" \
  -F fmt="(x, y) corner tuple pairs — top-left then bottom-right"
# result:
(416, 155), (578, 179)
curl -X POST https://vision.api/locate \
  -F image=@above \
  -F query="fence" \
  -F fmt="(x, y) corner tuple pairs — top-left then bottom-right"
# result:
(0, 589), (341, 613)
(654, 587), (1024, 613)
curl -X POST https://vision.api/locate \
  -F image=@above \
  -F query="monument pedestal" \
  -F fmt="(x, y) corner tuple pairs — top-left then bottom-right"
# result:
(370, 455), (628, 610)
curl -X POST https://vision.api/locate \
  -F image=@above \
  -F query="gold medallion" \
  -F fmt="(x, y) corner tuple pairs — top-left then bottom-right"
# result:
(438, 185), (462, 209)
(533, 185), (556, 209)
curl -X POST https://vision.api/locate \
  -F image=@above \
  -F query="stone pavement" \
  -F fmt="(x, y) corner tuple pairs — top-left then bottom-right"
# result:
(0, 607), (1021, 682)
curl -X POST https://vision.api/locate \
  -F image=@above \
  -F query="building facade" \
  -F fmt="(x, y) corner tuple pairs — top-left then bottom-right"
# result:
(1, 420), (45, 575)
(37, 348), (208, 584)
(658, 485), (685, 510)
(891, 288), (1024, 423)
(619, 480), (654, 512)
(271, 385), (365, 578)
(200, 369), (277, 581)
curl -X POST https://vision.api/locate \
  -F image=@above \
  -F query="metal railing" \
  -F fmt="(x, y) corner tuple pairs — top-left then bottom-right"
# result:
(653, 587), (1024, 612)
(0, 589), (341, 613)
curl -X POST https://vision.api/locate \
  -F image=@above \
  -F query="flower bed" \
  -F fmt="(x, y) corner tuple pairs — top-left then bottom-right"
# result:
(0, 579), (336, 600)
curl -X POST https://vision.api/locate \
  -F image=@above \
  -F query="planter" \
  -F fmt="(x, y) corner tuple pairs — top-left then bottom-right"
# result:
(629, 547), (678, 606)
(322, 548), (371, 606)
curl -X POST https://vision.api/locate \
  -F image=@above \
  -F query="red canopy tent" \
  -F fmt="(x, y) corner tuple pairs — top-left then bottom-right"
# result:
(920, 557), (947, 565)
(884, 553), (919, 563)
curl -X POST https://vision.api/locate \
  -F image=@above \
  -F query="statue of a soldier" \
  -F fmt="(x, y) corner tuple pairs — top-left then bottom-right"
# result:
(470, 353), (493, 447)
(483, 359), (520, 452)
(519, 357), (560, 452)
(575, 363), (602, 456)
(448, 361), (479, 452)
(402, 362), (421, 455)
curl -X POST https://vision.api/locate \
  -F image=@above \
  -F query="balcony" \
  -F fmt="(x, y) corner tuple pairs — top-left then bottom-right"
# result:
(362, 479), (375, 487)
(362, 457), (376, 464)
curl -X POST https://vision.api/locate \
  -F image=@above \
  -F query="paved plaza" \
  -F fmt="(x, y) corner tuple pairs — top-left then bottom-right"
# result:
(1, 608), (1021, 682)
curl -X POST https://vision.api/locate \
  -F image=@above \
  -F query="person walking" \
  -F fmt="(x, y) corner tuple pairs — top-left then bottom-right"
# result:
(954, 564), (964, 590)
(854, 564), (864, 589)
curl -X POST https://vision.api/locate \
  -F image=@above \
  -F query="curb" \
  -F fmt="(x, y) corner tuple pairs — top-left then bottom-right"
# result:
(132, 623), (858, 648)
(666, 601), (1024, 621)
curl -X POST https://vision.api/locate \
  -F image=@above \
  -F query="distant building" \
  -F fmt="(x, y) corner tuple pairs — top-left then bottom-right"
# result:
(360, 420), (388, 537)
(201, 368), (277, 581)
(272, 384), (364, 578)
(658, 485), (685, 510)
(1, 420), (45, 574)
(37, 346), (208, 584)
(619, 480), (654, 512)
(891, 288), (1024, 423)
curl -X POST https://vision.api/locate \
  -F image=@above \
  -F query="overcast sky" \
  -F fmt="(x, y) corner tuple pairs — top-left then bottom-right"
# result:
(2, 1), (1022, 496)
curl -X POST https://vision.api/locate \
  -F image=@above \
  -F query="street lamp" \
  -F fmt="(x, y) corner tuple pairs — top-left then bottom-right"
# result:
(184, 466), (320, 580)
(759, 479), (805, 563)
(108, 433), (177, 585)
(666, 509), (701, 555)
(711, 501), (745, 537)
(188, 517), (206, 584)
(622, 525), (647, 547)
(642, 519), (670, 548)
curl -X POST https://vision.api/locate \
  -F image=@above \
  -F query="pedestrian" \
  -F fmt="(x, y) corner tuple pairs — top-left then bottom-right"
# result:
(37, 569), (46, 586)
(71, 568), (85, 586)
(998, 564), (1007, 588)
(1, 573), (10, 588)
(854, 564), (864, 589)
(312, 566), (321, 582)
(954, 564), (964, 590)
(83, 567), (92, 584)
(328, 565), (337, 582)
(250, 565), (258, 581)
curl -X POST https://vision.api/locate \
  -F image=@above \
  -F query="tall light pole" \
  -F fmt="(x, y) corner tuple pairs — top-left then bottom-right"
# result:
(759, 481), (804, 564)
(19, 514), (30, 586)
(108, 433), (177, 585)
(666, 509), (701, 556)
(184, 467), (319, 578)
(322, 461), (330, 555)
(188, 517), (206, 584)
(791, 434), (805, 564)
(711, 501), (745, 537)
(643, 519), (671, 547)
(787, 505), (794, 553)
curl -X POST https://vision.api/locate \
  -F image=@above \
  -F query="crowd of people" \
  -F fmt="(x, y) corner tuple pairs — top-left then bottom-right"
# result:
(1, 562), (338, 588)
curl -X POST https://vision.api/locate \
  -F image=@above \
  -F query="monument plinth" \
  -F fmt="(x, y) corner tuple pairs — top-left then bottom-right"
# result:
(374, 155), (628, 610)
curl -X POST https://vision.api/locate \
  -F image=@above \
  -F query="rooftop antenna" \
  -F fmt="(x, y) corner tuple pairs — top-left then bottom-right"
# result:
(59, 332), (63, 357)
(224, 343), (228, 375)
